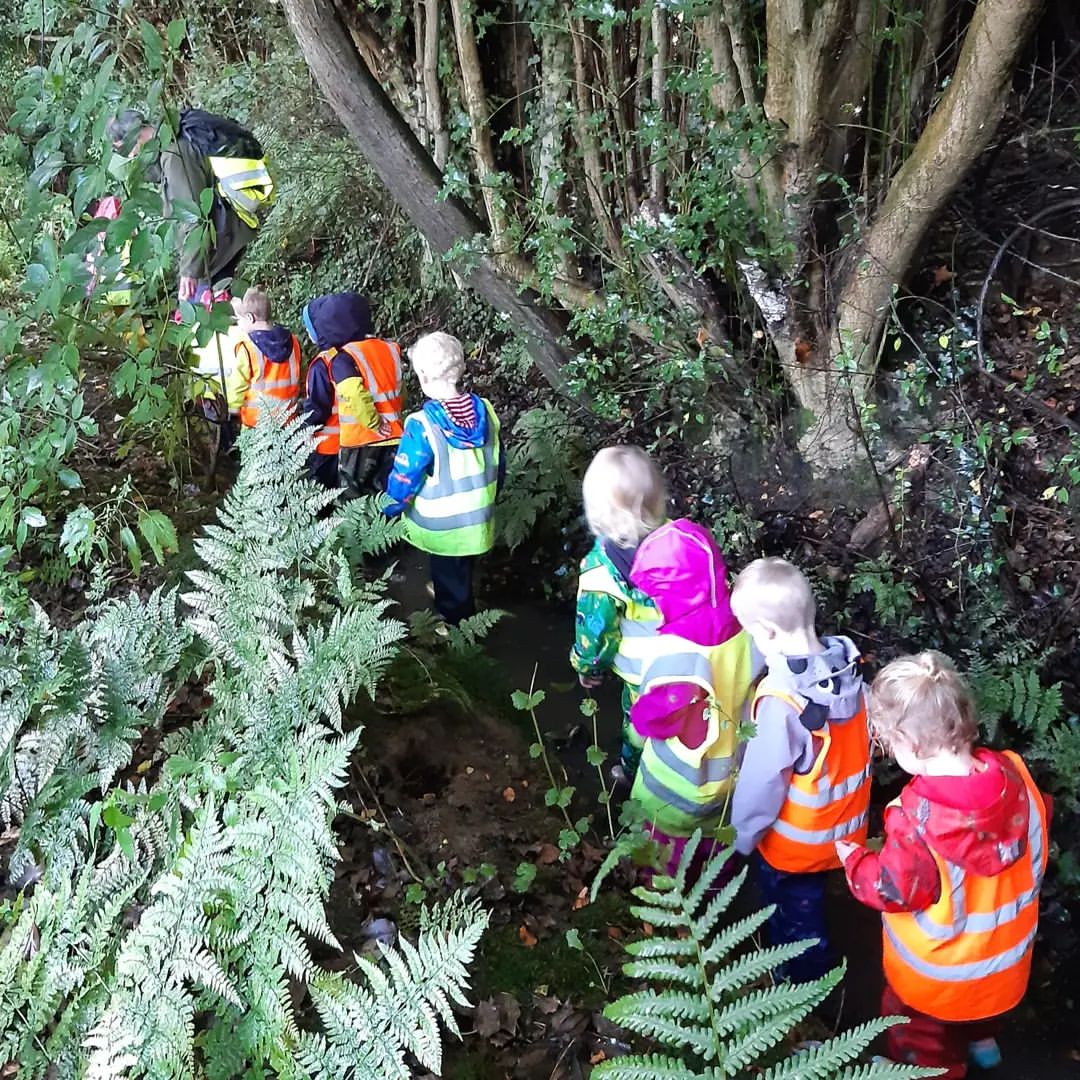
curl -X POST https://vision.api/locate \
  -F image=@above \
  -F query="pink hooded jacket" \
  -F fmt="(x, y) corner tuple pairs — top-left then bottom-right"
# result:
(629, 519), (745, 744)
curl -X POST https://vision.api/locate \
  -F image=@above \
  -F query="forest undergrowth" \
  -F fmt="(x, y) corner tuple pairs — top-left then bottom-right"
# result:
(4, 0), (1080, 1075)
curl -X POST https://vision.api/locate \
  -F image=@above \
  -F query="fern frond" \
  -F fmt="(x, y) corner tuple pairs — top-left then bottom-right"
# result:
(603, 833), (915, 1078)
(759, 1018), (905, 1079)
(592, 1054), (705, 1080)
(833, 1063), (945, 1079)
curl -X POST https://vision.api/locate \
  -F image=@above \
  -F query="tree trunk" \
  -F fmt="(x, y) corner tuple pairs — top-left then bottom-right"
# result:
(447, 0), (511, 249)
(422, 0), (449, 169)
(649, 4), (668, 204)
(279, 0), (574, 394)
(832, 0), (1046, 375)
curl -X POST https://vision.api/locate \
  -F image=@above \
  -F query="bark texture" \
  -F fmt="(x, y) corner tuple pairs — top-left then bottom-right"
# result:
(279, 0), (574, 392)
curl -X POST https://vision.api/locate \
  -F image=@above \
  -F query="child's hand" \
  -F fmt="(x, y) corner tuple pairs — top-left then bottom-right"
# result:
(579, 673), (604, 689)
(835, 840), (861, 862)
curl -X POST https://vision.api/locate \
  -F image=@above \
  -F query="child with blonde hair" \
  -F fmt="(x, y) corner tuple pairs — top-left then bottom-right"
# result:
(571, 447), (667, 779)
(227, 287), (302, 429)
(730, 557), (871, 985)
(837, 651), (1050, 1078)
(382, 332), (502, 625)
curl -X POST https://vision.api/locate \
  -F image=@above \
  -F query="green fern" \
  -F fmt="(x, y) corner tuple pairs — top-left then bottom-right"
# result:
(0, 415), (487, 1077)
(496, 404), (587, 552)
(969, 657), (1063, 744)
(595, 833), (942, 1080)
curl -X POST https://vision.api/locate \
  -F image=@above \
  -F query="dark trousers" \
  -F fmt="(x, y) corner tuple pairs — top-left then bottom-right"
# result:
(882, 982), (999, 1078)
(339, 444), (395, 499)
(429, 554), (475, 626)
(755, 856), (833, 984)
(308, 452), (339, 491)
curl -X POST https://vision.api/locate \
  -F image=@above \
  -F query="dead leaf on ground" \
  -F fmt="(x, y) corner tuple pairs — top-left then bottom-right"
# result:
(537, 843), (560, 865)
(494, 991), (521, 1035)
(518, 924), (538, 947)
(572, 887), (589, 911)
(475, 998), (500, 1039)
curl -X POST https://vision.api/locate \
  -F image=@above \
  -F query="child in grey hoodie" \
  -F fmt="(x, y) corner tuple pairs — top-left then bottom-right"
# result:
(730, 558), (871, 985)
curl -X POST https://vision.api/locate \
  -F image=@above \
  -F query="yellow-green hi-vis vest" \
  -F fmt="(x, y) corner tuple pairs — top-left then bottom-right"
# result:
(403, 400), (501, 557)
(207, 155), (275, 229)
(632, 631), (755, 837)
(575, 560), (662, 688)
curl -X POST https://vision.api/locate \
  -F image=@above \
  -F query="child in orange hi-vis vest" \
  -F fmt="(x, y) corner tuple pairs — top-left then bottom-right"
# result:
(228, 287), (302, 429)
(729, 558), (872, 987)
(837, 651), (1050, 1079)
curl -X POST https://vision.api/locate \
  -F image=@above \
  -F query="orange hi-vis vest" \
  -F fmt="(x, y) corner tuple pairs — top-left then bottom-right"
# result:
(339, 339), (404, 447)
(754, 684), (872, 873)
(237, 336), (302, 429)
(882, 751), (1047, 1022)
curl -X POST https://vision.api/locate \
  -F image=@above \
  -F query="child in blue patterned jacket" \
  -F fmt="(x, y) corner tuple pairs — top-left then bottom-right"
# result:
(382, 333), (504, 626)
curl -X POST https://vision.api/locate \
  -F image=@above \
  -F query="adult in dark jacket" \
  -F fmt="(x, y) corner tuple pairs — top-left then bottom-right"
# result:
(106, 109), (256, 304)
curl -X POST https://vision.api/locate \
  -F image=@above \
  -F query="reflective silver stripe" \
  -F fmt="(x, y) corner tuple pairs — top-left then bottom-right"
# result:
(406, 504), (495, 531)
(913, 782), (1046, 939)
(786, 764), (871, 809)
(619, 619), (661, 638)
(638, 766), (719, 819)
(884, 921), (1037, 982)
(220, 167), (271, 185)
(641, 651), (714, 686)
(612, 654), (644, 678)
(770, 809), (868, 845)
(651, 739), (732, 784)
(413, 408), (498, 499)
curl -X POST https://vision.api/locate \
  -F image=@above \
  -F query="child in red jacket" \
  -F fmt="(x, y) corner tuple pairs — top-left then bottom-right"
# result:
(836, 651), (1050, 1079)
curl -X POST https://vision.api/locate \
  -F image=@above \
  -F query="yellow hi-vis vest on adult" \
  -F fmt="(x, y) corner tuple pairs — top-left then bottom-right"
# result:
(754, 684), (872, 873)
(207, 155), (275, 229)
(403, 400), (500, 556)
(632, 630), (755, 836)
(882, 751), (1047, 1023)
(575, 560), (662, 688)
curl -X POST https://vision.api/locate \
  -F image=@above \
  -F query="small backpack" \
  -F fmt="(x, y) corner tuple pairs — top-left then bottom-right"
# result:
(179, 108), (274, 228)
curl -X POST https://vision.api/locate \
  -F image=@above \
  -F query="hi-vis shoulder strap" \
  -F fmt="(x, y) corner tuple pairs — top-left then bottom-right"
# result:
(207, 155), (275, 229)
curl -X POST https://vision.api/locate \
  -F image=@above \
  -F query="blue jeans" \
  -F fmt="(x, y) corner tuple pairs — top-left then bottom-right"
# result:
(754, 855), (833, 984)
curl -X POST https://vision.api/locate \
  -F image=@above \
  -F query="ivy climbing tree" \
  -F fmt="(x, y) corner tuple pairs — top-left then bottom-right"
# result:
(280, 0), (1045, 468)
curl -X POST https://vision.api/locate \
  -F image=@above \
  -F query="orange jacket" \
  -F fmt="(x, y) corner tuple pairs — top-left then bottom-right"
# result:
(754, 686), (872, 873)
(339, 340), (404, 447)
(882, 750), (1047, 1022)
(237, 336), (302, 429)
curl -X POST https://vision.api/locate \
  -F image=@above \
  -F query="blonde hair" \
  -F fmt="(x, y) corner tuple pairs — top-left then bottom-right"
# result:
(730, 557), (816, 634)
(581, 446), (667, 548)
(869, 650), (977, 756)
(234, 286), (271, 323)
(410, 332), (465, 398)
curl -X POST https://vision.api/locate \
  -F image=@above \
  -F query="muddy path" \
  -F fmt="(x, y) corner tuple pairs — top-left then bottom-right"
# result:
(364, 547), (1080, 1078)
